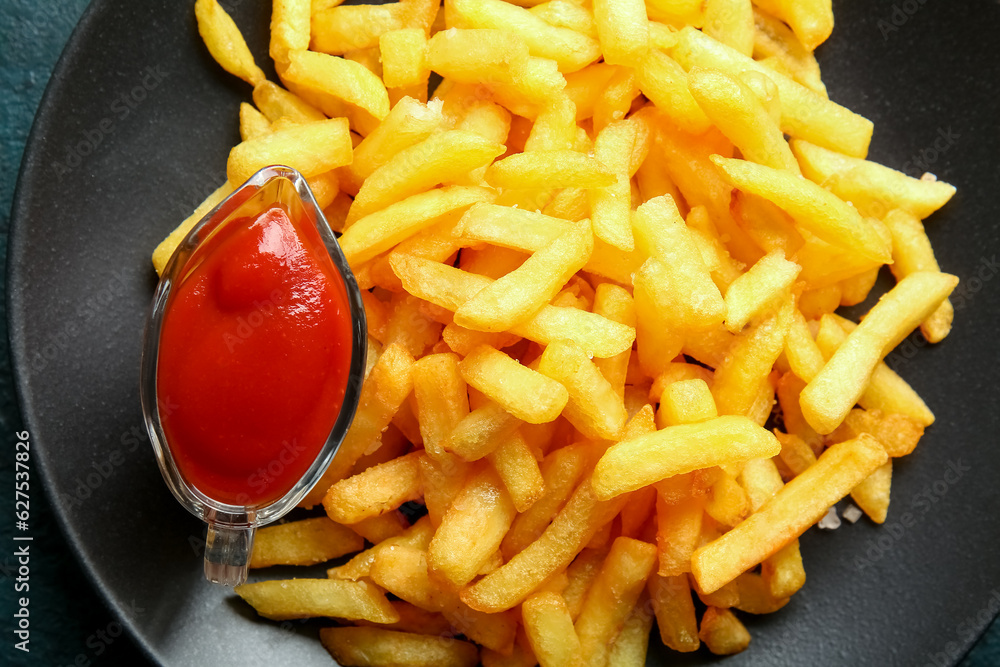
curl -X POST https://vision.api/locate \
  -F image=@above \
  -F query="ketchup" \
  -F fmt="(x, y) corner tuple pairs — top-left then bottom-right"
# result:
(157, 205), (352, 506)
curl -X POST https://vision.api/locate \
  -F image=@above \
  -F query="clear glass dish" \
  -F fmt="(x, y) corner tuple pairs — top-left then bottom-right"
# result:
(139, 166), (366, 586)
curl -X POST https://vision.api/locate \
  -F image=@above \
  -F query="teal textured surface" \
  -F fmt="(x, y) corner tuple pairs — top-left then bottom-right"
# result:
(1, 2), (998, 666)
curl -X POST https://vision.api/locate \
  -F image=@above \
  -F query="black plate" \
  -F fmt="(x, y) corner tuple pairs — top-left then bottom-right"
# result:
(9, 0), (1000, 665)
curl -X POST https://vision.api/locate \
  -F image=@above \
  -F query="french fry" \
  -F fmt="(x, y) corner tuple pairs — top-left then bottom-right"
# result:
(658, 379), (718, 427)
(703, 0), (754, 56)
(648, 574), (700, 653)
(537, 338), (628, 440)
(462, 477), (629, 612)
(636, 50), (712, 135)
(791, 139), (957, 220)
(487, 430), (546, 513)
(303, 344), (415, 507)
(236, 578), (399, 622)
(454, 221), (593, 331)
(347, 96), (445, 187)
(194, 0), (266, 86)
(691, 434), (888, 593)
(448, 0), (601, 73)
(521, 592), (583, 667)
(752, 0), (832, 51)
(814, 315), (936, 427)
(752, 8), (826, 96)
(593, 0), (649, 67)
(884, 208), (955, 343)
(575, 537), (657, 664)
(459, 345), (569, 424)
(340, 186), (493, 266)
(380, 28), (430, 89)
(734, 572), (789, 614)
(800, 272), (957, 434)
(320, 627), (479, 667)
(711, 298), (791, 417)
(589, 118), (650, 250)
(329, 516), (434, 581)
(830, 408), (925, 459)
(239, 102), (271, 141)
(655, 477), (705, 576)
(761, 538), (806, 599)
(280, 49), (390, 134)
(270, 0), (311, 63)
(226, 117), (352, 185)
(486, 150), (615, 190)
(593, 416), (780, 500)
(632, 196), (726, 331)
(699, 607), (751, 655)
(711, 156), (891, 264)
(502, 442), (592, 560)
(250, 517), (364, 568)
(312, 2), (406, 55)
(689, 67), (798, 174)
(851, 460), (892, 524)
(442, 401), (522, 461)
(252, 80), (326, 123)
(323, 451), (424, 524)
(670, 26), (873, 157)
(390, 254), (635, 358)
(350, 131), (505, 224)
(428, 463), (517, 586)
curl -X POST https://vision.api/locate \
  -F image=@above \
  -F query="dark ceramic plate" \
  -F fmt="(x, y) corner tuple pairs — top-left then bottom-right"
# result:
(9, 0), (1000, 665)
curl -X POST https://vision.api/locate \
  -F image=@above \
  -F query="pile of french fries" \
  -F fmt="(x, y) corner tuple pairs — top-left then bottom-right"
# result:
(156, 0), (960, 664)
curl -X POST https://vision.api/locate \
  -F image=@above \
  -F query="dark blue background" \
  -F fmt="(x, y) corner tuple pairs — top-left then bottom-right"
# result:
(1, 1), (998, 666)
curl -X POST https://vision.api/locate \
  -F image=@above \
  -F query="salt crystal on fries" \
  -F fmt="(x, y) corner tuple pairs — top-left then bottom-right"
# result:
(169, 0), (964, 660)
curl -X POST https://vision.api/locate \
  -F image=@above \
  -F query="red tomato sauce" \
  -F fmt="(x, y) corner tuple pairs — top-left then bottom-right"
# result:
(157, 206), (352, 506)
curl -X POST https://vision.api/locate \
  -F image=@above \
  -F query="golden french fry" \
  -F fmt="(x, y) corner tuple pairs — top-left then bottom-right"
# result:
(429, 463), (517, 586)
(752, 8), (826, 96)
(390, 254), (635, 358)
(194, 0), (266, 86)
(454, 221), (593, 331)
(521, 592), (583, 667)
(270, 0), (311, 63)
(280, 49), (390, 133)
(593, 416), (781, 500)
(487, 430), (545, 513)
(323, 451), (424, 524)
(851, 460), (892, 524)
(380, 28), (430, 88)
(236, 578), (399, 622)
(448, 0), (601, 73)
(648, 574), (700, 653)
(636, 50), (712, 135)
(884, 208), (954, 343)
(712, 155), (891, 264)
(459, 345), (568, 424)
(486, 150), (615, 190)
(670, 26), (873, 157)
(801, 272), (957, 434)
(689, 67), (799, 173)
(593, 0), (649, 67)
(537, 338), (628, 440)
(226, 117), (352, 185)
(792, 139), (957, 220)
(250, 517), (363, 568)
(341, 186), (493, 266)
(252, 80), (326, 123)
(752, 0), (833, 51)
(320, 627), (479, 667)
(699, 607), (751, 655)
(691, 434), (888, 593)
(703, 0), (754, 56)
(462, 477), (629, 612)
(575, 537), (657, 664)
(350, 131), (504, 224)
